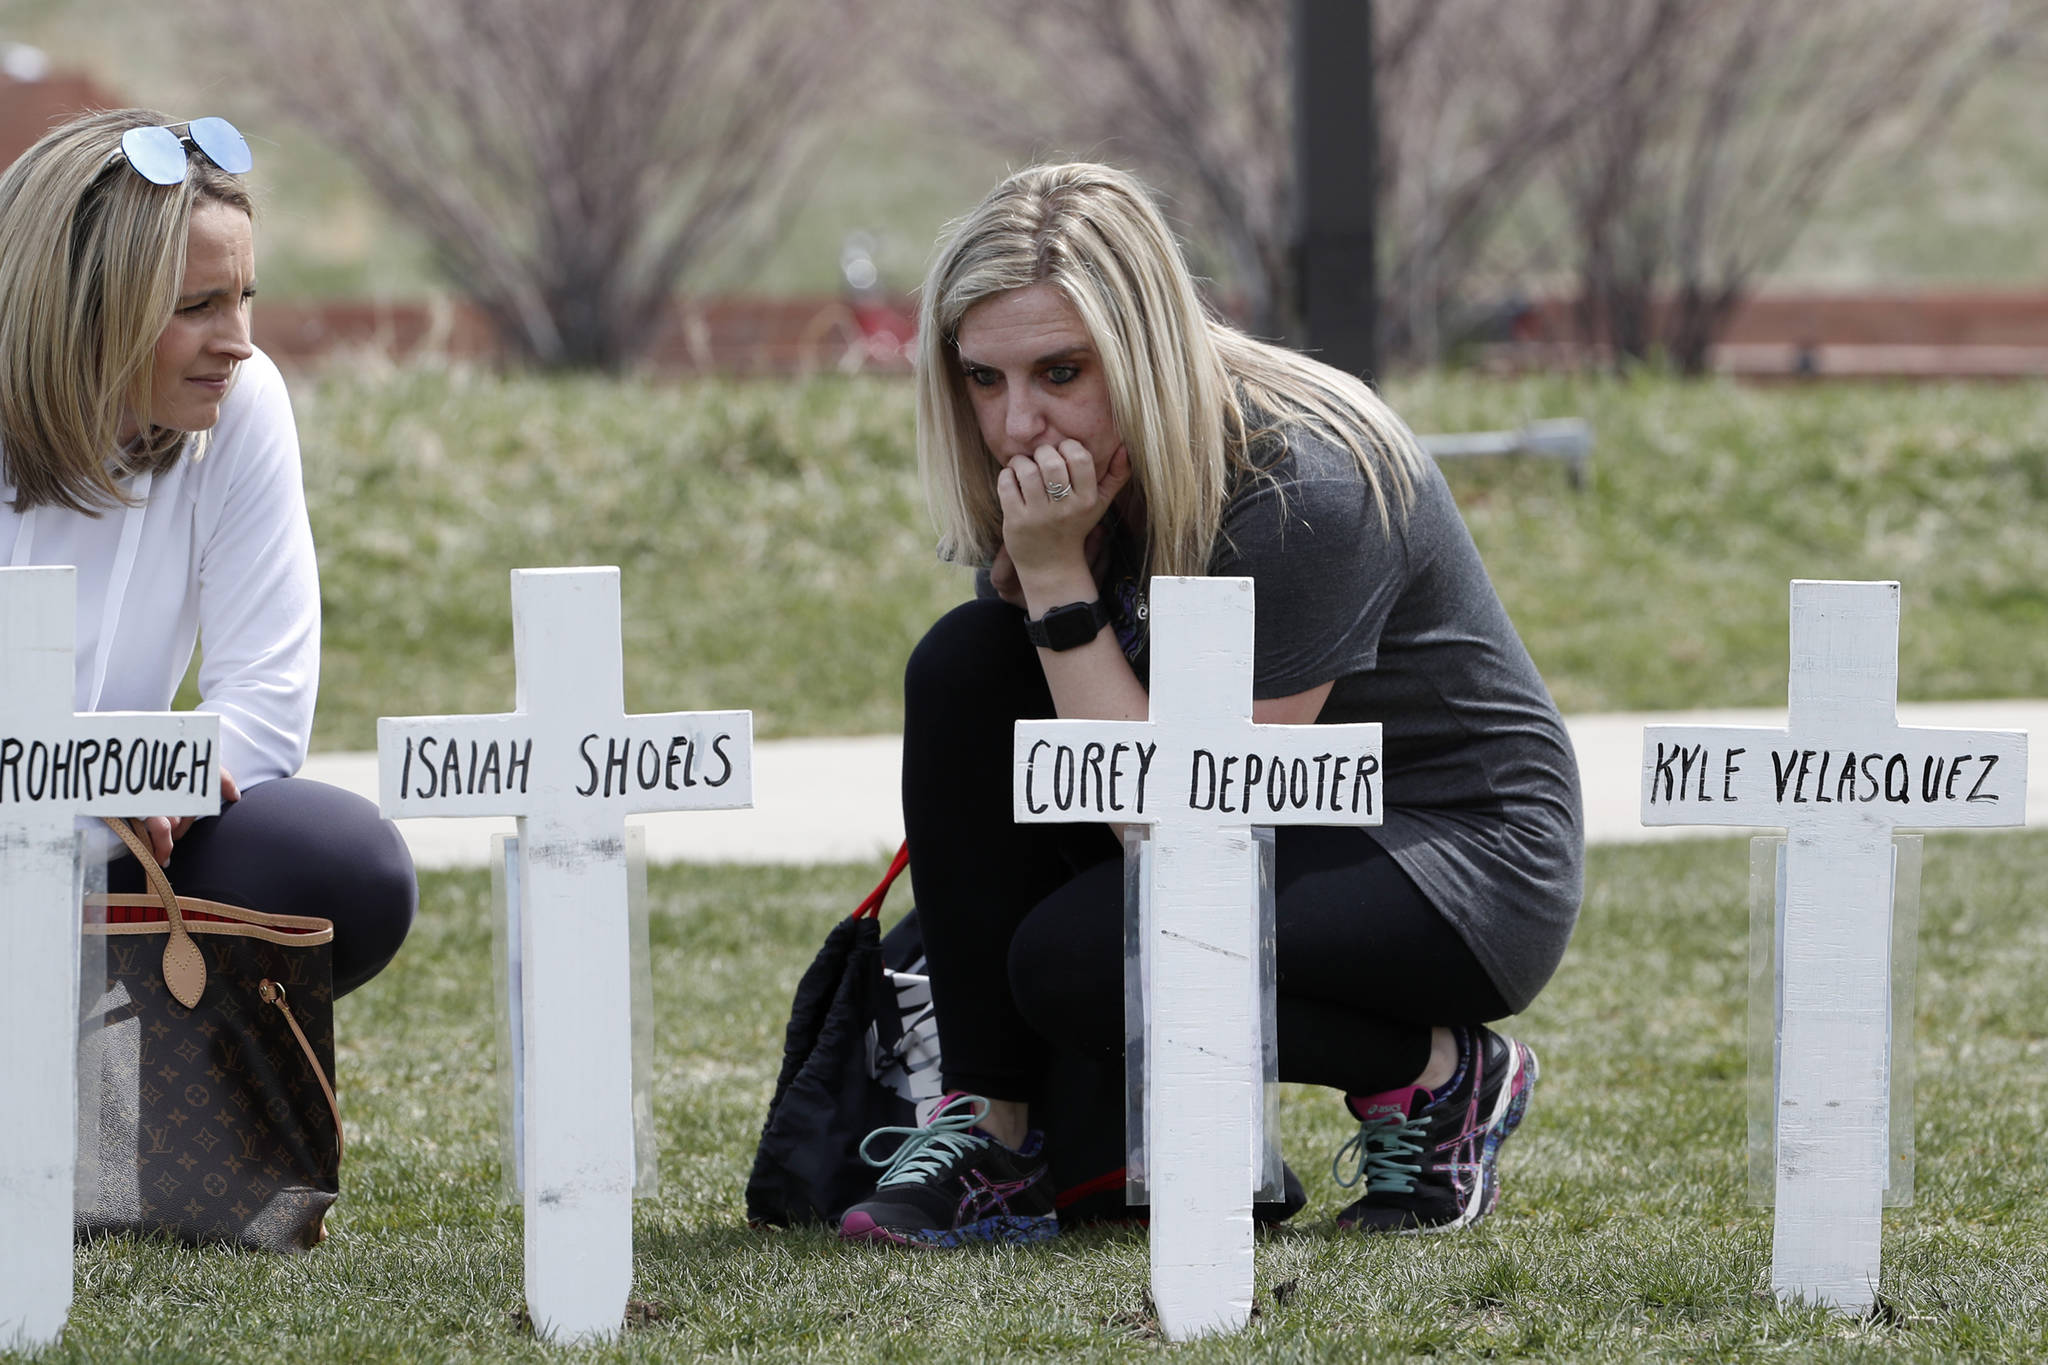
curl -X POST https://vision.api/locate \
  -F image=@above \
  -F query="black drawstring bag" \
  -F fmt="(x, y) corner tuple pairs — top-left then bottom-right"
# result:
(745, 846), (924, 1226)
(745, 845), (1305, 1228)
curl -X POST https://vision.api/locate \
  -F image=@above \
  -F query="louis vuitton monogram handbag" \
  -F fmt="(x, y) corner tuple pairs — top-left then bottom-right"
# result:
(75, 817), (343, 1252)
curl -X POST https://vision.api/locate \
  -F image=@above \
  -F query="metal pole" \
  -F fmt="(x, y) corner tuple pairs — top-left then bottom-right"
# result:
(1291, 0), (1378, 381)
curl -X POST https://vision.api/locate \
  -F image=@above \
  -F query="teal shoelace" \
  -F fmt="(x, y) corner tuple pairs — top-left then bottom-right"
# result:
(1332, 1110), (1427, 1194)
(861, 1094), (991, 1190)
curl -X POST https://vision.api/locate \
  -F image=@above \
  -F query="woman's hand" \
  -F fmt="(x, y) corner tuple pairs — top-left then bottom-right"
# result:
(143, 767), (239, 865)
(996, 439), (1131, 604)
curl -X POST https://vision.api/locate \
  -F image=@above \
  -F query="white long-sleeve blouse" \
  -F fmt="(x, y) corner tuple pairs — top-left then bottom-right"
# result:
(2, 347), (319, 786)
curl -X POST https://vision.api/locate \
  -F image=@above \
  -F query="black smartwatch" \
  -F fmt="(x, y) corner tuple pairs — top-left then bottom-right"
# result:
(1026, 599), (1111, 651)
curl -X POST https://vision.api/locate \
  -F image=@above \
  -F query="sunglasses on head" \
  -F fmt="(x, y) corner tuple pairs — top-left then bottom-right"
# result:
(111, 117), (254, 186)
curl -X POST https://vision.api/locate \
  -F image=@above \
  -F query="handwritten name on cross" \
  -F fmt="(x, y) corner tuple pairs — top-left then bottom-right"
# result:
(1, 566), (218, 1350)
(1013, 576), (1382, 1341)
(377, 568), (752, 1345)
(1641, 580), (2026, 1311)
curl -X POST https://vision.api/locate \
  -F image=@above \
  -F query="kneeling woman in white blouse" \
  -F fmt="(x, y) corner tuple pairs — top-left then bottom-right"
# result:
(0, 110), (412, 996)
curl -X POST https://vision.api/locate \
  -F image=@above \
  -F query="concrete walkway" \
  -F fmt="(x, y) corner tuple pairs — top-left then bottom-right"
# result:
(303, 701), (2046, 869)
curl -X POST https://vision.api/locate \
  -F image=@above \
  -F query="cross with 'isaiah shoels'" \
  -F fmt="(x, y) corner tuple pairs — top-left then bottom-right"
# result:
(378, 566), (752, 1345)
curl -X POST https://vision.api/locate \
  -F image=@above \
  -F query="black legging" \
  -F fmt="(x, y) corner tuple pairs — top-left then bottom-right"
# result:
(105, 776), (417, 998)
(905, 597), (1510, 1105)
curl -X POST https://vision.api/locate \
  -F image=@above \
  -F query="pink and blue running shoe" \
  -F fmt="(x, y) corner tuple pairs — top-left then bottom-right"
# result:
(840, 1093), (1058, 1247)
(1333, 1025), (1538, 1233)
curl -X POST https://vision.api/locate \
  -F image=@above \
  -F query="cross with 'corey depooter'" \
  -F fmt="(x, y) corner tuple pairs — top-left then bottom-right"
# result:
(1012, 574), (1383, 1342)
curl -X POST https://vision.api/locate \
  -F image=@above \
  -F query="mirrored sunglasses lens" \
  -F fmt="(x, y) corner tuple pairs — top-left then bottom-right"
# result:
(119, 126), (187, 185)
(186, 117), (253, 175)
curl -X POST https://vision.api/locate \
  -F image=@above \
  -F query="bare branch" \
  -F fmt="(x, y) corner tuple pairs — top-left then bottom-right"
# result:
(209, 0), (895, 369)
(1556, 0), (2001, 372)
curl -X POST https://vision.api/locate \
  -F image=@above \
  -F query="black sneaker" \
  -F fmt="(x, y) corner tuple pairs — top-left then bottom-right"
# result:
(840, 1093), (1058, 1246)
(1332, 1026), (1537, 1233)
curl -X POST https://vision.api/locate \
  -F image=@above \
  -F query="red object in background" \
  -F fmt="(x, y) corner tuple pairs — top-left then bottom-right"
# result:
(0, 60), (126, 169)
(848, 296), (916, 365)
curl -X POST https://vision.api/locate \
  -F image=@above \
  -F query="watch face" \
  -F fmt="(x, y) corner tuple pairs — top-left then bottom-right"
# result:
(1038, 600), (1106, 651)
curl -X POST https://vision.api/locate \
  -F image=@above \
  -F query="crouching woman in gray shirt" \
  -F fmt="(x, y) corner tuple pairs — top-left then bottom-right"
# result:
(841, 162), (1583, 1247)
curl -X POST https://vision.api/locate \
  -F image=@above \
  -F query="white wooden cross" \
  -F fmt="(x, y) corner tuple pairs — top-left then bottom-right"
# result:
(377, 567), (752, 1344)
(1641, 579), (2027, 1311)
(1, 566), (219, 1351)
(1013, 575), (1382, 1341)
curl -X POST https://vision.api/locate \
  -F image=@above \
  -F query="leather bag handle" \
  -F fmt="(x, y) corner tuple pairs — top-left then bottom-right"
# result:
(101, 816), (207, 1008)
(260, 980), (345, 1162)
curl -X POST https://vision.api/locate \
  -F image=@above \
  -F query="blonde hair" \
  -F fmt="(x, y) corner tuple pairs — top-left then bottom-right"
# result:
(915, 162), (1424, 578)
(0, 108), (254, 513)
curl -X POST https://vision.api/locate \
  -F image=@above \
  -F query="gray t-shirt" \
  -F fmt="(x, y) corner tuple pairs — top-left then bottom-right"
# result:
(1095, 426), (1584, 1012)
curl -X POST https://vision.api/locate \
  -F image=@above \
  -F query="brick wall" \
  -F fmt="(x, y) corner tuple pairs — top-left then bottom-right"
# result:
(252, 296), (919, 375)
(256, 292), (2048, 379)
(0, 70), (127, 162)
(1505, 293), (2048, 377)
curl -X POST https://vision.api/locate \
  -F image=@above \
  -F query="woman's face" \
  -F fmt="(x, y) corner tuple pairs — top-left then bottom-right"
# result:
(132, 199), (256, 439)
(954, 284), (1122, 475)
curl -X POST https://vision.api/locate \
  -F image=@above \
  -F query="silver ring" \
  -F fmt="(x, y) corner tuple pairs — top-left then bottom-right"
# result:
(1046, 482), (1073, 501)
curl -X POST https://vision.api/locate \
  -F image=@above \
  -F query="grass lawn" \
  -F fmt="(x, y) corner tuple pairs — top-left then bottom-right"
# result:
(1389, 371), (2048, 716)
(281, 366), (2048, 749)
(29, 830), (2048, 1363)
